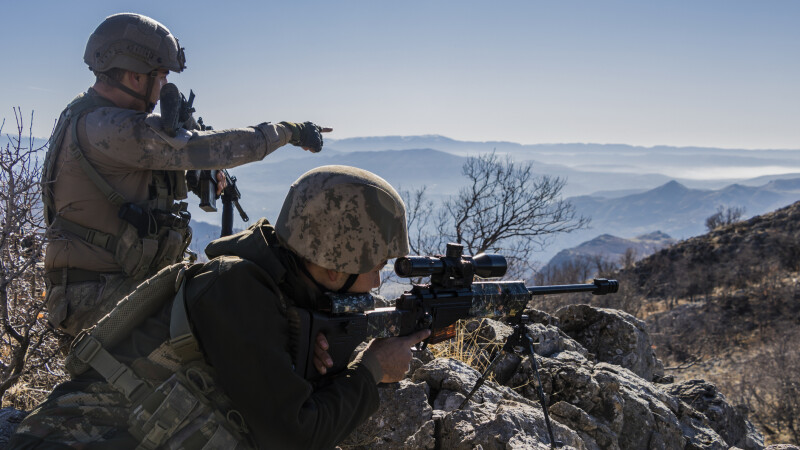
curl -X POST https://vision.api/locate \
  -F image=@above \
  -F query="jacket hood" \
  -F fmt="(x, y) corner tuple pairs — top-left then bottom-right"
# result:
(204, 217), (293, 282)
(204, 218), (319, 308)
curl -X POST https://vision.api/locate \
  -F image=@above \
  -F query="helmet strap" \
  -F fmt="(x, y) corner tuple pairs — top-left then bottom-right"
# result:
(96, 71), (158, 113)
(296, 259), (360, 295)
(296, 258), (337, 294)
(336, 274), (360, 294)
(142, 71), (158, 113)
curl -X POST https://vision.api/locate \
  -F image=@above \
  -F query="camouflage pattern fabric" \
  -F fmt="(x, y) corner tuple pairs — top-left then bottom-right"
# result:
(276, 165), (409, 274)
(469, 281), (530, 319)
(327, 292), (375, 314)
(44, 273), (141, 337)
(11, 382), (136, 447)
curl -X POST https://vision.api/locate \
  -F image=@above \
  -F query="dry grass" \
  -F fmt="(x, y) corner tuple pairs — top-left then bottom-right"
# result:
(428, 319), (505, 380)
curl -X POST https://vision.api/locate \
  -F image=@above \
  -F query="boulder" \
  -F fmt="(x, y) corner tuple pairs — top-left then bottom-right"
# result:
(0, 408), (27, 448)
(341, 305), (766, 450)
(339, 379), (435, 449)
(667, 379), (765, 450)
(556, 304), (665, 381)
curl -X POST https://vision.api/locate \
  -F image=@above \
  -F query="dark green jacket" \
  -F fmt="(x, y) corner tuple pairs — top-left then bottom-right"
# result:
(8, 219), (379, 450)
(185, 219), (380, 448)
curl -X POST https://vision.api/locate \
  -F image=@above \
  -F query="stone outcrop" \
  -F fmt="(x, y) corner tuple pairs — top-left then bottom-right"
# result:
(339, 305), (765, 449)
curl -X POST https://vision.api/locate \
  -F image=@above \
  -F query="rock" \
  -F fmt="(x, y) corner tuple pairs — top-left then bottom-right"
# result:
(412, 358), (506, 407)
(0, 408), (28, 448)
(438, 399), (585, 449)
(556, 304), (665, 381)
(524, 308), (561, 328)
(339, 379), (435, 449)
(667, 379), (765, 450)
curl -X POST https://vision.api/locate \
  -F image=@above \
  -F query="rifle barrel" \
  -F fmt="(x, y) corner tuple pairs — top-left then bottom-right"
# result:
(527, 278), (618, 296)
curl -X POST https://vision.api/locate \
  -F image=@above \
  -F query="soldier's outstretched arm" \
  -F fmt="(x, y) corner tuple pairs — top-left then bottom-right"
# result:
(80, 107), (329, 171)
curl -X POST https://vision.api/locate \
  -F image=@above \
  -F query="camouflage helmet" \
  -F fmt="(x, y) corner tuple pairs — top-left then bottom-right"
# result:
(84, 13), (186, 74)
(276, 165), (409, 274)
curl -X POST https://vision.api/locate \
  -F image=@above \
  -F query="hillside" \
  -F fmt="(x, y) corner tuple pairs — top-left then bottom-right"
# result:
(542, 179), (800, 263)
(589, 201), (800, 444)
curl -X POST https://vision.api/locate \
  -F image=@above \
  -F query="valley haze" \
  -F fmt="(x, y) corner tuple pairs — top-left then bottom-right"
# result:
(182, 135), (800, 265)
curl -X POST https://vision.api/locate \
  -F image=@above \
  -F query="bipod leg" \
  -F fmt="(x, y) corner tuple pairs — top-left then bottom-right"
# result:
(523, 330), (564, 449)
(459, 347), (505, 409)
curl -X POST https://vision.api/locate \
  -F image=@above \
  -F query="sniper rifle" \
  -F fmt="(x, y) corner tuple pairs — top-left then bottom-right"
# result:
(290, 243), (618, 381)
(289, 243), (618, 449)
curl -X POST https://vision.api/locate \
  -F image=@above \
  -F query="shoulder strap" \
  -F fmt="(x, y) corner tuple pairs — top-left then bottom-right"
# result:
(169, 270), (205, 363)
(43, 92), (129, 243)
(65, 263), (196, 376)
(42, 94), (85, 225)
(66, 96), (128, 207)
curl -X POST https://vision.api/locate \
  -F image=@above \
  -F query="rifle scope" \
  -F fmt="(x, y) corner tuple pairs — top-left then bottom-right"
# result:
(394, 252), (507, 279)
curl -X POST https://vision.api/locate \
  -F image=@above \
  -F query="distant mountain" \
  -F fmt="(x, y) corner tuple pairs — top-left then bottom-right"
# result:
(207, 145), (800, 230)
(326, 136), (800, 187)
(544, 231), (676, 271)
(187, 220), (224, 260)
(540, 178), (800, 264)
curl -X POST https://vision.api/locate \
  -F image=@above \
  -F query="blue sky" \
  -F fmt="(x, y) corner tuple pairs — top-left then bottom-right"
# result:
(2, 0), (798, 149)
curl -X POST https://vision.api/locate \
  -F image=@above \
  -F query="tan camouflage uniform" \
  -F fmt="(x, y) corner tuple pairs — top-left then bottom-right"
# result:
(44, 88), (293, 335)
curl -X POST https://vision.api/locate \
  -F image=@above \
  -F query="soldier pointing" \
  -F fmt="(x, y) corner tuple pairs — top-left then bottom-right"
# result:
(42, 13), (328, 337)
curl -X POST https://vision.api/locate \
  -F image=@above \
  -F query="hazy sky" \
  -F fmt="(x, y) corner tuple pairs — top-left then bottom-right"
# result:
(2, 0), (798, 149)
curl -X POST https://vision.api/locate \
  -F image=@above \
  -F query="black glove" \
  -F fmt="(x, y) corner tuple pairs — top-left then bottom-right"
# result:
(280, 121), (324, 153)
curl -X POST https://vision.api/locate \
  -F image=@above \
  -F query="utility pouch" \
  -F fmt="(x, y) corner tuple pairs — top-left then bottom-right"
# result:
(128, 368), (250, 450)
(153, 229), (185, 270)
(115, 222), (159, 280)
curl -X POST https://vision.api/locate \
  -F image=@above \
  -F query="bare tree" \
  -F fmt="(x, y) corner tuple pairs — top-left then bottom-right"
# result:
(435, 152), (588, 279)
(382, 153), (588, 294)
(705, 205), (745, 231)
(0, 109), (66, 409)
(401, 186), (448, 256)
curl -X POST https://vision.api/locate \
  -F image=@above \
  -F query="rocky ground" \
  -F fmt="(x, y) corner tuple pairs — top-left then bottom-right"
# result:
(1, 304), (796, 449)
(339, 305), (781, 449)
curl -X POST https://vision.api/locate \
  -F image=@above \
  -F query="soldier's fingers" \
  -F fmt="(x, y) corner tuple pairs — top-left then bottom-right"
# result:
(314, 333), (333, 368)
(215, 171), (227, 195)
(316, 332), (329, 351)
(404, 329), (431, 347)
(313, 355), (328, 375)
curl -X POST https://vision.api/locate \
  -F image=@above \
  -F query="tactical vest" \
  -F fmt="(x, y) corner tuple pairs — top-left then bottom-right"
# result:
(43, 92), (192, 281)
(65, 263), (254, 449)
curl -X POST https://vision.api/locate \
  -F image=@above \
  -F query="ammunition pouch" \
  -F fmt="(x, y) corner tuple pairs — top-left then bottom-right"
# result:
(64, 263), (253, 449)
(114, 216), (190, 281)
(128, 367), (249, 450)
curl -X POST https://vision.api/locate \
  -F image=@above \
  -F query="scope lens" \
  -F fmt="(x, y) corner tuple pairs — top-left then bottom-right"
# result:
(394, 256), (444, 278)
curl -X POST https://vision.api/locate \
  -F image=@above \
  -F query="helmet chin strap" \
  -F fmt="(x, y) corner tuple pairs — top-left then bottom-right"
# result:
(296, 260), (360, 294)
(97, 71), (158, 113)
(336, 274), (360, 294)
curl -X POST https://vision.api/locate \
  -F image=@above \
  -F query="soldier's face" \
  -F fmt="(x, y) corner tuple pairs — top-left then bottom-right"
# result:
(149, 70), (170, 105)
(345, 261), (387, 293)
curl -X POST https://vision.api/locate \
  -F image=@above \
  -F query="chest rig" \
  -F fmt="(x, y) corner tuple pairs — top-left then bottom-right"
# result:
(43, 91), (192, 281)
(65, 263), (253, 449)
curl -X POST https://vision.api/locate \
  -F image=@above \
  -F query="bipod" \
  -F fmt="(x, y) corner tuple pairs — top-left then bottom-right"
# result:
(458, 315), (564, 449)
